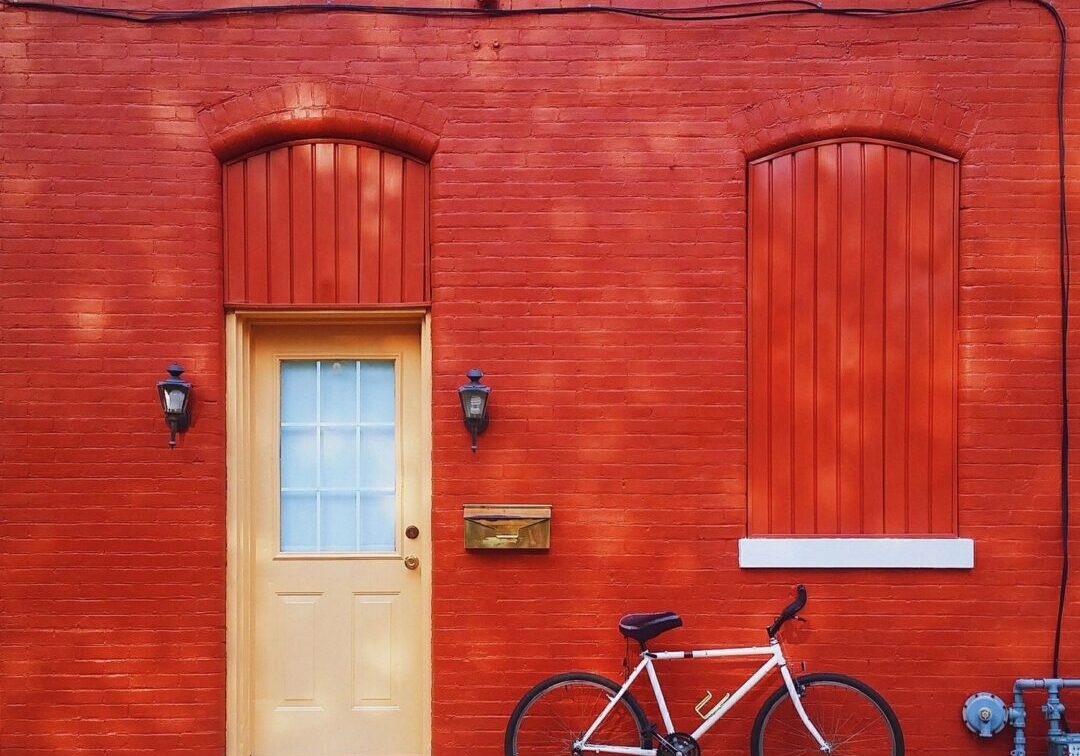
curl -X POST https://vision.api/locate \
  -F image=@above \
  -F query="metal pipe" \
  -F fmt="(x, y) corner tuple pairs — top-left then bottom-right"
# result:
(1014, 679), (1080, 690)
(1008, 679), (1080, 756)
(1011, 685), (1027, 756)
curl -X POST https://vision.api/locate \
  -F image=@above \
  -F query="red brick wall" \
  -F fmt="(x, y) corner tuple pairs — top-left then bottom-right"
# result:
(2, 1), (1079, 753)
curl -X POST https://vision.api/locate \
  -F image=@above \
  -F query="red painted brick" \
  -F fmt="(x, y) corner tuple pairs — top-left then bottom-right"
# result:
(2, 1), (1080, 754)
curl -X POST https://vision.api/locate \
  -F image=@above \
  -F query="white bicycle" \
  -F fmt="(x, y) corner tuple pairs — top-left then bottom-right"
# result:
(504, 585), (904, 756)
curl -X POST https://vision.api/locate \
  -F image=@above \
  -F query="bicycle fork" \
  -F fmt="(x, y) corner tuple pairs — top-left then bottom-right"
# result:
(778, 658), (832, 754)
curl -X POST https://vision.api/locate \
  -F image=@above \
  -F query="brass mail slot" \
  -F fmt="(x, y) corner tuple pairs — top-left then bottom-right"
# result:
(464, 504), (552, 550)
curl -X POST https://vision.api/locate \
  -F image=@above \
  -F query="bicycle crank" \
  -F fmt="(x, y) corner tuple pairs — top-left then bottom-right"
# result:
(656, 732), (701, 756)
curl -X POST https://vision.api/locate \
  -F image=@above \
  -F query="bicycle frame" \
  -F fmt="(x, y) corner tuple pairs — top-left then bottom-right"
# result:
(574, 638), (830, 755)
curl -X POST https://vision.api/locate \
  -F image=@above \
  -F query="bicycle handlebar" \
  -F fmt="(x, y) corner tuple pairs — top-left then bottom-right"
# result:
(766, 584), (807, 638)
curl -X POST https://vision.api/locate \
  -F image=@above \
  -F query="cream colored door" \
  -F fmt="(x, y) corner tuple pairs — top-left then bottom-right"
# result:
(248, 323), (428, 756)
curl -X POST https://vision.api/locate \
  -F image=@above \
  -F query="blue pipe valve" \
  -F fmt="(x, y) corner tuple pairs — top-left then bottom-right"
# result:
(963, 692), (1009, 738)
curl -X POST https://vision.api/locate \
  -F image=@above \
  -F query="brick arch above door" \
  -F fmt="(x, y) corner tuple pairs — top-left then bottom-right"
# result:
(199, 81), (446, 163)
(223, 140), (429, 308)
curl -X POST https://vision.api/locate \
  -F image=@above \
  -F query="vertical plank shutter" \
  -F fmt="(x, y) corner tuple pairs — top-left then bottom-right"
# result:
(223, 141), (429, 308)
(748, 139), (958, 536)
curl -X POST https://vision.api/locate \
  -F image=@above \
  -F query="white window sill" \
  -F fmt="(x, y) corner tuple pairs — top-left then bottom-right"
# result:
(738, 537), (974, 569)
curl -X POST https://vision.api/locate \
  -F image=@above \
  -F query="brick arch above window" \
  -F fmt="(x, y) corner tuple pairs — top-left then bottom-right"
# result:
(732, 86), (976, 161)
(746, 138), (960, 548)
(223, 140), (429, 308)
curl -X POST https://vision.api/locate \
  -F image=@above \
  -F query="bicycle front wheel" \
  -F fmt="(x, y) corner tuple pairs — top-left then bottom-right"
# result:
(505, 672), (651, 756)
(750, 672), (904, 755)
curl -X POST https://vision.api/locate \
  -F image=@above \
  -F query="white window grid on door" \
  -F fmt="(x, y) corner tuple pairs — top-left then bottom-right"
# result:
(279, 359), (397, 554)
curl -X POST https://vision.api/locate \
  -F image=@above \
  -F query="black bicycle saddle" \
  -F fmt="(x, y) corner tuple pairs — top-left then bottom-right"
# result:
(618, 612), (682, 643)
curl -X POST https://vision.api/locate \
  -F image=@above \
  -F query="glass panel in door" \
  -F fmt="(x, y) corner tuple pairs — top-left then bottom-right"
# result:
(279, 359), (397, 553)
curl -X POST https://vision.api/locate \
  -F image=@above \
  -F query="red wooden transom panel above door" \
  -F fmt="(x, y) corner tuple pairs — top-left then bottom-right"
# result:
(748, 138), (958, 537)
(223, 140), (429, 308)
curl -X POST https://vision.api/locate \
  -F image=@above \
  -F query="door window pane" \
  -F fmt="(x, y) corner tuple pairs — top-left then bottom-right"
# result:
(321, 493), (360, 552)
(359, 426), (395, 490)
(279, 359), (397, 553)
(320, 360), (357, 423)
(281, 362), (317, 423)
(281, 427), (317, 489)
(359, 362), (395, 424)
(320, 427), (357, 489)
(281, 493), (318, 552)
(360, 495), (396, 551)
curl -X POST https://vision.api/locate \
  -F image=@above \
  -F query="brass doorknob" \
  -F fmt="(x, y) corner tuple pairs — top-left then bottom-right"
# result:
(404, 555), (420, 570)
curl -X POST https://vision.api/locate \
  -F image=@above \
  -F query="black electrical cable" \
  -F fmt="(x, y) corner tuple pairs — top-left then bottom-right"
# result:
(1, 0), (1072, 674)
(0, 0), (1056, 23)
(0, 0), (1034, 23)
(1045, 0), (1071, 681)
(0, 0), (828, 23)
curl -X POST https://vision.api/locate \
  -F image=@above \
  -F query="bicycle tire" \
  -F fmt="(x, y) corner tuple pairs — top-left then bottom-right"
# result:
(505, 672), (652, 756)
(750, 672), (904, 756)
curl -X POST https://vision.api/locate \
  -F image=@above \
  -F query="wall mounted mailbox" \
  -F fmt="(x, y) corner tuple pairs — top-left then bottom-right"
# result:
(464, 504), (551, 550)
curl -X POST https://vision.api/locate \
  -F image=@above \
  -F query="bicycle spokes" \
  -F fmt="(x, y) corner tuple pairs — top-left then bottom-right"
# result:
(758, 679), (898, 754)
(510, 678), (648, 755)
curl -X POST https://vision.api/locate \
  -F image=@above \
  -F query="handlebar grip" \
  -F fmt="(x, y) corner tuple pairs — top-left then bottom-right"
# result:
(789, 584), (808, 614)
(767, 584), (808, 637)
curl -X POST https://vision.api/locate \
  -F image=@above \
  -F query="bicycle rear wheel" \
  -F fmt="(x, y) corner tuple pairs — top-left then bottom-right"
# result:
(750, 672), (904, 755)
(505, 672), (651, 756)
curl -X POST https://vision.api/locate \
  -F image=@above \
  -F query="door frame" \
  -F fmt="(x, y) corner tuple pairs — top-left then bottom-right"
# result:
(225, 309), (432, 756)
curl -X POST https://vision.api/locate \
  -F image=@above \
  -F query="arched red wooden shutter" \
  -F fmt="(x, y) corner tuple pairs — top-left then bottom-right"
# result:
(747, 139), (958, 536)
(223, 140), (429, 307)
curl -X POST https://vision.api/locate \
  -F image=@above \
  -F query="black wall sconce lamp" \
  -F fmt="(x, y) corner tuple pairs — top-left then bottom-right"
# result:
(157, 363), (192, 448)
(458, 368), (490, 453)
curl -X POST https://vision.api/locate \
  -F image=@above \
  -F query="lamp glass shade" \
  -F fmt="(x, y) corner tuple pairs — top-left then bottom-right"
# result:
(164, 387), (188, 413)
(460, 388), (486, 419)
(466, 393), (483, 416)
